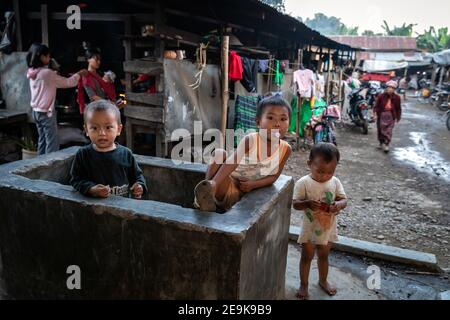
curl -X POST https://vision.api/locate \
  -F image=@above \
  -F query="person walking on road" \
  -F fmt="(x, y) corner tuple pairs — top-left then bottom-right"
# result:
(374, 80), (402, 153)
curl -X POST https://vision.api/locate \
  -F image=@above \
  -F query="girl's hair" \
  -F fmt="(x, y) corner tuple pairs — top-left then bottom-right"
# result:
(256, 95), (292, 120)
(309, 143), (340, 163)
(26, 43), (50, 68)
(84, 100), (121, 125)
(85, 46), (101, 60)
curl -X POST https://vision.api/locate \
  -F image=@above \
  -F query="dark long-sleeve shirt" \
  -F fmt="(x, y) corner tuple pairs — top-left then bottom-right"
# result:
(374, 93), (402, 121)
(70, 144), (147, 198)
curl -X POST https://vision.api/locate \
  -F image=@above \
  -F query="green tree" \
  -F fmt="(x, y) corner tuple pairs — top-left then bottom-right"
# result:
(382, 21), (416, 36)
(304, 13), (359, 36)
(417, 27), (450, 52)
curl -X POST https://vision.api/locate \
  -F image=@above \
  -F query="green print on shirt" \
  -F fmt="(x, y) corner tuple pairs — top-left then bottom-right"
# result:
(325, 191), (334, 205)
(306, 209), (314, 223)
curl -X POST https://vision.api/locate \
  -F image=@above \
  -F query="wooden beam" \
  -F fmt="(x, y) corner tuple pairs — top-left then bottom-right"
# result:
(124, 105), (164, 124)
(126, 93), (165, 107)
(41, 4), (49, 46)
(123, 16), (133, 93)
(13, 0), (23, 51)
(27, 12), (154, 22)
(123, 60), (164, 75)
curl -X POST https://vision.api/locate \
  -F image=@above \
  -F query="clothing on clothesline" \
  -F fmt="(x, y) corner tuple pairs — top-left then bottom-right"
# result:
(314, 73), (325, 100)
(288, 97), (327, 136)
(289, 96), (313, 137)
(229, 51), (243, 82)
(241, 57), (258, 93)
(293, 68), (315, 98)
(274, 60), (283, 87)
(234, 95), (260, 134)
(258, 60), (269, 73)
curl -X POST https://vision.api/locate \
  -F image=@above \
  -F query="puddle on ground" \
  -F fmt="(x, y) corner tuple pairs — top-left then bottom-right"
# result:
(402, 112), (430, 120)
(393, 132), (450, 182)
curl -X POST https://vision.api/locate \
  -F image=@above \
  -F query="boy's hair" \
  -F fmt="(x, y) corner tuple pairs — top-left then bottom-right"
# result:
(256, 95), (292, 120)
(26, 43), (50, 68)
(309, 143), (340, 163)
(84, 100), (121, 125)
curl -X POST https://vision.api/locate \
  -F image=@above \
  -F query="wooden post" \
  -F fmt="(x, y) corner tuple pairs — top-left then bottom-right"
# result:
(221, 35), (230, 148)
(267, 55), (274, 92)
(326, 50), (332, 105)
(439, 66), (445, 88)
(41, 4), (49, 46)
(338, 67), (343, 107)
(13, 0), (23, 51)
(296, 96), (302, 151)
(430, 64), (438, 89)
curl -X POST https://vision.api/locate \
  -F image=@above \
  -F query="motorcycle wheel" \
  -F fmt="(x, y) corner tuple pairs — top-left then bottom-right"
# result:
(434, 96), (447, 111)
(362, 120), (369, 135)
(447, 114), (450, 131)
(314, 131), (323, 144)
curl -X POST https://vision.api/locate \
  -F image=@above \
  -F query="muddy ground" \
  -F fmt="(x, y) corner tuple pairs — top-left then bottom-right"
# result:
(285, 94), (450, 270)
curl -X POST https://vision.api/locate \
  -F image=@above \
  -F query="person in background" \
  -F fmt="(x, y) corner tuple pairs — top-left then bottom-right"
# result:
(374, 80), (402, 153)
(77, 47), (116, 114)
(26, 43), (87, 155)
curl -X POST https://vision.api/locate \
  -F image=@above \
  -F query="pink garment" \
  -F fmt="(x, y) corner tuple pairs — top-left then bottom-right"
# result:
(293, 69), (315, 98)
(27, 67), (80, 113)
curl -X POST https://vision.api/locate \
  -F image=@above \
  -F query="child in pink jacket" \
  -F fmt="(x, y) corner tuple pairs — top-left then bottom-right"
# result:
(26, 43), (87, 155)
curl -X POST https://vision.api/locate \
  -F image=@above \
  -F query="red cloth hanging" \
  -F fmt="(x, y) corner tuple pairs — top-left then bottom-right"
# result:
(229, 51), (243, 81)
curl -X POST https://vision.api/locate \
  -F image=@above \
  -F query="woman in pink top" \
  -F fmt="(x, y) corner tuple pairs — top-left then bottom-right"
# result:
(26, 43), (87, 155)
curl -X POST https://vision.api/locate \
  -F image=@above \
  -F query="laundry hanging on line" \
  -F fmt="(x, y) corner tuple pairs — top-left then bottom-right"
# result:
(229, 51), (243, 82)
(241, 57), (258, 93)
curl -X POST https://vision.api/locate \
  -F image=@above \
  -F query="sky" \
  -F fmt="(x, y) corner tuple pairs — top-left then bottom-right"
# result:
(284, 0), (450, 34)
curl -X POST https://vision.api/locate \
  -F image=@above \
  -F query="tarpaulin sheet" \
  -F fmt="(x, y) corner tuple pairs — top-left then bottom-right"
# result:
(362, 60), (408, 72)
(164, 59), (222, 139)
(432, 49), (450, 66)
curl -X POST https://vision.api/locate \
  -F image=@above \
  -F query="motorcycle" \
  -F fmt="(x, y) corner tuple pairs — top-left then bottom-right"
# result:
(310, 103), (341, 146)
(431, 83), (450, 111)
(348, 88), (370, 134)
(366, 81), (383, 109)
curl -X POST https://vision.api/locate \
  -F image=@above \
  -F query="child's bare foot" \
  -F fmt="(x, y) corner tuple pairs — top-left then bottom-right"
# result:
(319, 281), (337, 296)
(296, 285), (309, 300)
(194, 180), (217, 212)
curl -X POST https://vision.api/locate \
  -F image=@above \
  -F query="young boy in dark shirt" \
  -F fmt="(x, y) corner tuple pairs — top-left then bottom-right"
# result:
(70, 100), (147, 198)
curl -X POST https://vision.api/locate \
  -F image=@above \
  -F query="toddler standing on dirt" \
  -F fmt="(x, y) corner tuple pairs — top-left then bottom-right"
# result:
(293, 143), (348, 300)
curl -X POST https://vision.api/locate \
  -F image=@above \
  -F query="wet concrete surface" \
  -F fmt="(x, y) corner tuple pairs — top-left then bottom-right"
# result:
(285, 94), (450, 269)
(286, 243), (450, 300)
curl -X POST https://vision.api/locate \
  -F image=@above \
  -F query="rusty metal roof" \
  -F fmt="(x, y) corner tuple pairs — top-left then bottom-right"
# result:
(329, 36), (417, 51)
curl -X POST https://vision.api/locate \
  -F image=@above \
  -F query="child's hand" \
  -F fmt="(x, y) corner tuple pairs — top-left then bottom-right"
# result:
(89, 184), (110, 198)
(308, 200), (323, 211)
(238, 178), (256, 193)
(328, 204), (340, 215)
(130, 183), (144, 199)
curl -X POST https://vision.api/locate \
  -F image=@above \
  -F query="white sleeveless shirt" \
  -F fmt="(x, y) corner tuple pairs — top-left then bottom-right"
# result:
(231, 133), (290, 181)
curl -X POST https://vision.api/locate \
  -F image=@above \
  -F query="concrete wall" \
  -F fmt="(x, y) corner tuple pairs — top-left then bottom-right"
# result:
(0, 148), (294, 299)
(0, 53), (32, 122)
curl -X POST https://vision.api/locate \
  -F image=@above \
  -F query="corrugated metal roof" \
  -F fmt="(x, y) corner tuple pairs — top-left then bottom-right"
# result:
(329, 36), (417, 51)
